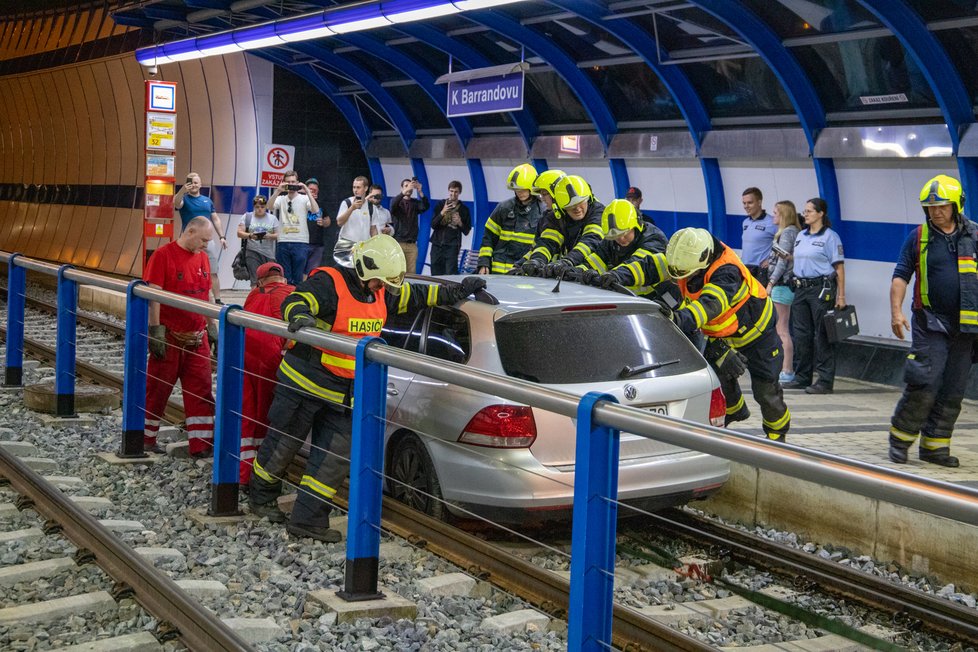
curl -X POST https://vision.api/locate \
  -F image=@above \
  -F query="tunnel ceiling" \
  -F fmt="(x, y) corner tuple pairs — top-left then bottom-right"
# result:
(28, 1), (978, 147)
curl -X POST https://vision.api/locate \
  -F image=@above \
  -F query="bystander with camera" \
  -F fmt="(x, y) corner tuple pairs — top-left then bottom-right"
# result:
(174, 172), (227, 303)
(430, 180), (472, 275)
(236, 195), (279, 287)
(391, 176), (430, 273)
(303, 178), (331, 276)
(271, 170), (319, 285)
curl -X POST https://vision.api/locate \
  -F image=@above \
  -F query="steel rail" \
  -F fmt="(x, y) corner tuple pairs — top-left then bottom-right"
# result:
(0, 446), (252, 651)
(650, 509), (978, 645)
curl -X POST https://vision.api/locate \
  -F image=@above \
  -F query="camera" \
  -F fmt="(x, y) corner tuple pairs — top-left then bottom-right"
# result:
(287, 184), (301, 192)
(254, 232), (266, 241)
(355, 195), (364, 201)
(148, 65), (158, 76)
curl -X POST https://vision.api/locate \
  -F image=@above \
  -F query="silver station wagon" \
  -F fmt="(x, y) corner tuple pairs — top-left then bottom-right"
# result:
(381, 275), (730, 524)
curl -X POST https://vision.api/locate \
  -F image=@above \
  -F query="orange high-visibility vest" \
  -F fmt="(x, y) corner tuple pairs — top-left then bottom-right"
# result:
(312, 267), (387, 378)
(678, 245), (767, 339)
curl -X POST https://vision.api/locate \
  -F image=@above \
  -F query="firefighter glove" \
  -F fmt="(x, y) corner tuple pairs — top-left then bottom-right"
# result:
(579, 269), (601, 286)
(716, 346), (747, 381)
(545, 259), (571, 279)
(288, 313), (317, 333)
(597, 272), (620, 289)
(206, 321), (219, 351)
(652, 300), (674, 323)
(148, 325), (167, 360)
(460, 276), (487, 297)
(520, 259), (544, 277)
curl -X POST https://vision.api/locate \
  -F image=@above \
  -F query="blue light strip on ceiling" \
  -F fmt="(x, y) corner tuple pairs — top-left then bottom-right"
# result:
(135, 0), (524, 65)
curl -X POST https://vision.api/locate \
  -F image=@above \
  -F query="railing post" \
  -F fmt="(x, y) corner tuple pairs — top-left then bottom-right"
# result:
(211, 305), (244, 516)
(568, 391), (620, 652)
(55, 265), (77, 417)
(4, 254), (25, 387)
(119, 281), (149, 458)
(338, 336), (387, 602)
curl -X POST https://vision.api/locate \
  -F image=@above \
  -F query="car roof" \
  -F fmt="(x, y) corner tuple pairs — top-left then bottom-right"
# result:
(410, 274), (656, 314)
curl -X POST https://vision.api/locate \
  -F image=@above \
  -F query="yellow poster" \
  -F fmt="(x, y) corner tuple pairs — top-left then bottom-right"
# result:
(146, 112), (176, 150)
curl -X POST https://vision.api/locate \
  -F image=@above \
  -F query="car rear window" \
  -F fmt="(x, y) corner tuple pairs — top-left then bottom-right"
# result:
(495, 307), (706, 383)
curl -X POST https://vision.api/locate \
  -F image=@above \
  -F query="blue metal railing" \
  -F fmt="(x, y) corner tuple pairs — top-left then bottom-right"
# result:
(5, 250), (978, 651)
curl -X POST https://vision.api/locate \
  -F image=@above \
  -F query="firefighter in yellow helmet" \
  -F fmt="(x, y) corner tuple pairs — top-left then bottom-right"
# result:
(476, 163), (544, 274)
(888, 174), (976, 468)
(569, 199), (668, 295)
(601, 227), (790, 441)
(517, 175), (605, 277)
(249, 234), (486, 541)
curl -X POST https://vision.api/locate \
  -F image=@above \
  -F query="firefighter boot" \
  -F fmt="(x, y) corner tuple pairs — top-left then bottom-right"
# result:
(919, 449), (959, 468)
(888, 445), (908, 464)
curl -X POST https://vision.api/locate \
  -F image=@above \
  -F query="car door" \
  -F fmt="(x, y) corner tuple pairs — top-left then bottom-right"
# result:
(380, 308), (425, 420)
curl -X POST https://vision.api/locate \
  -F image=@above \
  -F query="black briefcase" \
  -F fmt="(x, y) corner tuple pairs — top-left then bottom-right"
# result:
(823, 305), (859, 343)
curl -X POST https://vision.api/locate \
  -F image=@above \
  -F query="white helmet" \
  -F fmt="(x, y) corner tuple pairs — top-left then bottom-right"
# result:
(353, 234), (407, 288)
(665, 228), (714, 279)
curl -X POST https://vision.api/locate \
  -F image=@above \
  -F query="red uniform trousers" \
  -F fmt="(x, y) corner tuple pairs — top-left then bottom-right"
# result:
(144, 333), (215, 455)
(239, 351), (282, 483)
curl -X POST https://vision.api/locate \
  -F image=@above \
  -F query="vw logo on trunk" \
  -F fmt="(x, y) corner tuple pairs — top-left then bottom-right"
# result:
(623, 384), (637, 400)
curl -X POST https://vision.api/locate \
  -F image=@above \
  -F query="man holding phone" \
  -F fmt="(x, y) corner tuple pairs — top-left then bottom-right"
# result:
(430, 180), (471, 275)
(391, 176), (429, 274)
(174, 172), (227, 303)
(271, 170), (319, 285)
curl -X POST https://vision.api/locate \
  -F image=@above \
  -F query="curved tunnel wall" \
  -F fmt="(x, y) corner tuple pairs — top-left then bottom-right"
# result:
(0, 6), (968, 342)
(0, 8), (271, 276)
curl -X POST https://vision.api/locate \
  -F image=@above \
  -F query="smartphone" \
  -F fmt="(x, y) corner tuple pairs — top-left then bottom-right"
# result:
(411, 176), (418, 182)
(287, 184), (301, 191)
(186, 176), (194, 184)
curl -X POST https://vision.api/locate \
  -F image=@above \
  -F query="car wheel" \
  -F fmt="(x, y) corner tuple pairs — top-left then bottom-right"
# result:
(388, 435), (446, 520)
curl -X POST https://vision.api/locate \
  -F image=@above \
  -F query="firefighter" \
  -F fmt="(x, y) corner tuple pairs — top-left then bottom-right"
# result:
(532, 168), (566, 213)
(519, 175), (605, 277)
(888, 175), (978, 467)
(571, 199), (668, 296)
(599, 227), (790, 441)
(248, 234), (486, 542)
(476, 163), (544, 274)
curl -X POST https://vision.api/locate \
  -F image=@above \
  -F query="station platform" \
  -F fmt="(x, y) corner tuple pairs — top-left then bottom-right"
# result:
(74, 284), (978, 590)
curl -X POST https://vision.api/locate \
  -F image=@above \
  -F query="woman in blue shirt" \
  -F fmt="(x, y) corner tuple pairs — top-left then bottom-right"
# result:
(783, 197), (846, 394)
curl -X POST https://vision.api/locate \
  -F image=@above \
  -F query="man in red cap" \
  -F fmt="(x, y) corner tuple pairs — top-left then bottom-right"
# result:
(239, 262), (294, 484)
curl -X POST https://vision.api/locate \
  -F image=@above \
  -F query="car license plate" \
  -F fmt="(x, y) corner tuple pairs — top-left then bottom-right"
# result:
(645, 404), (668, 415)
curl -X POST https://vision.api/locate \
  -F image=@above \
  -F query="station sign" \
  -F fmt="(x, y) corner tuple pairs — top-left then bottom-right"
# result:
(447, 71), (524, 118)
(260, 143), (296, 188)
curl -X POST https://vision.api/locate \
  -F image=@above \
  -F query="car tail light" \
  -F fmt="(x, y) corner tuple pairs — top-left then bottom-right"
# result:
(709, 387), (726, 428)
(459, 405), (537, 448)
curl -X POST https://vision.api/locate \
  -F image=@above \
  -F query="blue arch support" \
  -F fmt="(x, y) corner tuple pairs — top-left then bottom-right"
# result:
(409, 158), (433, 274)
(609, 158), (630, 200)
(294, 42), (417, 151)
(467, 159), (490, 259)
(339, 33), (474, 150)
(466, 10), (618, 149)
(856, 0), (978, 208)
(549, 0), (727, 237)
(688, 0), (841, 224)
(532, 159), (548, 173)
(367, 158), (386, 195)
(397, 23), (540, 149)
(256, 52), (370, 149)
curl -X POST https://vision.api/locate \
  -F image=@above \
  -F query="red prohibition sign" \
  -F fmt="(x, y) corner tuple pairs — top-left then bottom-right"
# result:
(267, 147), (290, 170)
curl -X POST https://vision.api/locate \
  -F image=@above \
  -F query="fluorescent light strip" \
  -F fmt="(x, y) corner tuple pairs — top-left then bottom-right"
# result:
(136, 0), (528, 66)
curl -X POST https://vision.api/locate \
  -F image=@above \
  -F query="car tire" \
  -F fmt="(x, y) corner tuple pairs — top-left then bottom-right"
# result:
(388, 435), (447, 521)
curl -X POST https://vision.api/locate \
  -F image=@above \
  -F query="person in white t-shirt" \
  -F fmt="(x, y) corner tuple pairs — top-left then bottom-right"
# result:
(271, 170), (318, 284)
(334, 176), (389, 264)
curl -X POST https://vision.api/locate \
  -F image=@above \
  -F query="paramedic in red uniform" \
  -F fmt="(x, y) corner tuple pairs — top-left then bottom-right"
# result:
(143, 216), (218, 457)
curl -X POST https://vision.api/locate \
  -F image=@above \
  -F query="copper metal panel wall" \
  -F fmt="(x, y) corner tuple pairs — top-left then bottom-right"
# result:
(226, 54), (260, 187)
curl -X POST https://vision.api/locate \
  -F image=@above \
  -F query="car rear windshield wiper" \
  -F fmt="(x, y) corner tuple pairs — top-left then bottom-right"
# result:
(618, 359), (680, 379)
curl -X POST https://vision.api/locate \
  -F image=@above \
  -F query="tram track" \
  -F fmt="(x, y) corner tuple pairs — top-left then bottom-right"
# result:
(2, 290), (976, 649)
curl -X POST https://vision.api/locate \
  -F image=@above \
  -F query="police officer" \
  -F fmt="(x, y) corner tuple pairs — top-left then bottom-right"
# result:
(782, 197), (846, 394)
(574, 199), (668, 296)
(520, 175), (606, 277)
(249, 234), (486, 542)
(477, 164), (544, 274)
(599, 228), (790, 441)
(888, 175), (977, 468)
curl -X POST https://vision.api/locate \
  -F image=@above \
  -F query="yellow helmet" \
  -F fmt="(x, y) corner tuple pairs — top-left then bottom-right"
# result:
(552, 175), (593, 211)
(919, 174), (964, 215)
(665, 228), (714, 279)
(601, 199), (643, 238)
(532, 169), (566, 195)
(506, 163), (538, 192)
(353, 234), (406, 288)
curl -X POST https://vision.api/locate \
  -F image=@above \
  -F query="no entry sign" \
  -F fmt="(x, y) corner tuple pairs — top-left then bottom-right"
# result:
(260, 144), (295, 188)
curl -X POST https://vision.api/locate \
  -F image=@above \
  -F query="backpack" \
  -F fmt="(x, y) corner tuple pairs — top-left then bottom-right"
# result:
(344, 197), (374, 217)
(232, 213), (253, 280)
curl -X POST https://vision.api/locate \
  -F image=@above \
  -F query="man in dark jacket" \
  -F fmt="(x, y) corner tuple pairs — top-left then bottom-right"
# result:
(430, 180), (472, 275)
